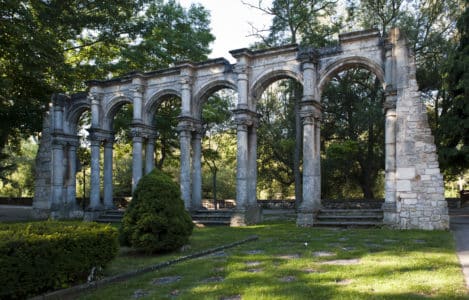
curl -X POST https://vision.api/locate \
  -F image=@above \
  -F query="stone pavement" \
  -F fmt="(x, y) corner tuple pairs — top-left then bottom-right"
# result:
(450, 207), (469, 290)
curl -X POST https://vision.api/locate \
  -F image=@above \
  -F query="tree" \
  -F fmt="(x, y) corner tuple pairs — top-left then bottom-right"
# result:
(321, 68), (385, 199)
(1, 0), (215, 185)
(201, 91), (235, 207)
(439, 0), (469, 176)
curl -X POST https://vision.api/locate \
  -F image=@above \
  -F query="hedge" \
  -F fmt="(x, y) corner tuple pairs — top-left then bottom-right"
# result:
(0, 221), (119, 299)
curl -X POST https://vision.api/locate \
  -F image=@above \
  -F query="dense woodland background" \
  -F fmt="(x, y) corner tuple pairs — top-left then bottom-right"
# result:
(0, 0), (467, 202)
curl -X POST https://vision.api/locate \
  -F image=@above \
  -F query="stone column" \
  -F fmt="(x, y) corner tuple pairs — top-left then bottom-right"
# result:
(131, 128), (144, 192)
(297, 57), (321, 226)
(89, 138), (102, 210)
(131, 78), (144, 122)
(65, 142), (82, 217)
(247, 122), (262, 223)
(180, 66), (193, 116)
(179, 128), (192, 209)
(236, 121), (249, 208)
(383, 97), (397, 225)
(52, 94), (66, 132)
(145, 134), (156, 175)
(191, 130), (202, 210)
(51, 140), (65, 215)
(103, 139), (114, 209)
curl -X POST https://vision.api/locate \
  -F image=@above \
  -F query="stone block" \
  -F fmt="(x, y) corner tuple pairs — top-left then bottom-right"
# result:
(397, 167), (416, 179)
(396, 180), (412, 192)
(403, 198), (417, 205)
(296, 212), (315, 227)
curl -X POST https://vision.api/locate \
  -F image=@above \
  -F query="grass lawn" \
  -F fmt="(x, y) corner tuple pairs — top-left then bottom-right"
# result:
(79, 221), (468, 300)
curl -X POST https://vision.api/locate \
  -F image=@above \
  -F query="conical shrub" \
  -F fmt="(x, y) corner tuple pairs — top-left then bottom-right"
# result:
(119, 169), (193, 253)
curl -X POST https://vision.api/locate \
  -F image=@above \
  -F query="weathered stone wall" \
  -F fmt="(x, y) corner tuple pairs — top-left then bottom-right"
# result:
(394, 34), (449, 230)
(32, 109), (52, 219)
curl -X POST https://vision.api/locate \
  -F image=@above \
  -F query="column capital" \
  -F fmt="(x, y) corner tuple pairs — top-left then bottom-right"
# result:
(52, 93), (68, 107)
(87, 92), (102, 105)
(300, 100), (322, 120)
(88, 128), (113, 142)
(233, 108), (258, 128)
(297, 47), (319, 65)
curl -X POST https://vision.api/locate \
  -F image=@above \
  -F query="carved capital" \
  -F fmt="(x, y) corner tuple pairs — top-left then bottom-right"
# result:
(297, 47), (319, 65)
(130, 84), (144, 95)
(88, 92), (101, 105)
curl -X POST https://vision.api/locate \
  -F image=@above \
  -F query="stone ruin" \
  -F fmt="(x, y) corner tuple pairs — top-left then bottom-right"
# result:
(33, 28), (449, 229)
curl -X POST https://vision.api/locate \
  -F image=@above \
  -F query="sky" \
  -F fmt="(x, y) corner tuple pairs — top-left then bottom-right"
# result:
(177, 0), (273, 62)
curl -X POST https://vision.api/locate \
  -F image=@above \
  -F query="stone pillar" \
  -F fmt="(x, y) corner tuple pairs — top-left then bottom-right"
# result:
(52, 94), (66, 132)
(145, 134), (156, 175)
(383, 98), (397, 225)
(51, 140), (65, 215)
(65, 142), (82, 217)
(89, 138), (102, 210)
(179, 128), (192, 209)
(131, 128), (144, 192)
(191, 130), (202, 210)
(131, 78), (144, 122)
(297, 57), (321, 226)
(246, 122), (262, 223)
(103, 139), (114, 209)
(234, 120), (249, 217)
(180, 65), (194, 116)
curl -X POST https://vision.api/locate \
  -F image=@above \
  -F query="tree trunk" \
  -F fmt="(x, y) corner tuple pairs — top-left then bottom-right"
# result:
(212, 169), (217, 210)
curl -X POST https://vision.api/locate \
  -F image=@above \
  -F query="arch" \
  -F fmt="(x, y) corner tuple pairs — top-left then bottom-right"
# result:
(318, 56), (385, 96)
(143, 88), (181, 125)
(250, 69), (303, 107)
(193, 80), (237, 118)
(103, 95), (132, 130)
(66, 102), (90, 135)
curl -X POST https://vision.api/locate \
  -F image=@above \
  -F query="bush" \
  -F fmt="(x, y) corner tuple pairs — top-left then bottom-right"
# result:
(0, 221), (118, 299)
(119, 168), (194, 253)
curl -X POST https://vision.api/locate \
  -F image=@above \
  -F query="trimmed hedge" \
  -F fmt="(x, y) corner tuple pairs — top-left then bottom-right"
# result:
(0, 221), (119, 299)
(119, 168), (194, 253)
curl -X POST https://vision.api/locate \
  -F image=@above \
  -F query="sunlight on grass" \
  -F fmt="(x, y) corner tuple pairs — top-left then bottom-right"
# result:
(79, 221), (469, 300)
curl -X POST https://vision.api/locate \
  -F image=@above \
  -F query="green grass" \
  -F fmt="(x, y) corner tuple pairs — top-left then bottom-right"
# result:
(79, 222), (468, 300)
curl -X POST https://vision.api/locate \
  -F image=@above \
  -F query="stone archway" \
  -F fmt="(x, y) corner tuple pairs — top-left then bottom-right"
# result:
(34, 28), (448, 230)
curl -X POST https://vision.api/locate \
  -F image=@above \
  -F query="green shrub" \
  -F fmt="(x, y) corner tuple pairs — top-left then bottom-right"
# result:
(119, 168), (194, 253)
(0, 221), (118, 299)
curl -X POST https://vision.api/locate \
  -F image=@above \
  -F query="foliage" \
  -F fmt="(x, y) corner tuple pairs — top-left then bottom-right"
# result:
(119, 169), (193, 253)
(321, 68), (385, 199)
(0, 221), (118, 299)
(0, 137), (37, 197)
(1, 0), (214, 185)
(438, 0), (469, 176)
(257, 80), (299, 198)
(201, 91), (236, 205)
(244, 0), (340, 47)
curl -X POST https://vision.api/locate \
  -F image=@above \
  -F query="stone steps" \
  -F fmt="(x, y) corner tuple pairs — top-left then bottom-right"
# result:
(95, 210), (125, 223)
(315, 208), (383, 227)
(191, 210), (233, 226)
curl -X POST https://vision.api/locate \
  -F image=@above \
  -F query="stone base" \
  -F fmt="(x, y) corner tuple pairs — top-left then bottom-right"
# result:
(296, 210), (315, 227)
(31, 208), (51, 220)
(382, 202), (397, 227)
(83, 209), (104, 222)
(230, 205), (263, 226)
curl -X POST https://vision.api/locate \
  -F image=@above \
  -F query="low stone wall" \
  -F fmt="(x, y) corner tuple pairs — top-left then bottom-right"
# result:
(322, 199), (384, 209)
(257, 200), (296, 209)
(0, 197), (33, 206)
